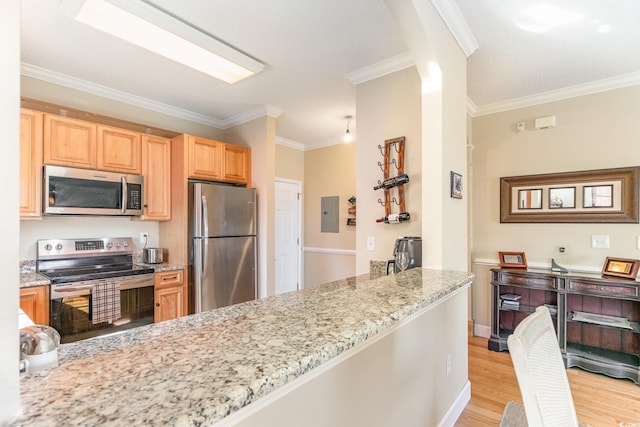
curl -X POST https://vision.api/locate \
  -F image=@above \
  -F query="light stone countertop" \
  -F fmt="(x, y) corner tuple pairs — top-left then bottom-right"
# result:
(16, 268), (474, 426)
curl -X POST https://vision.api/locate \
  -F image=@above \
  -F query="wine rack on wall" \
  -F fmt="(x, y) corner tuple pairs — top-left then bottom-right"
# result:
(374, 136), (410, 224)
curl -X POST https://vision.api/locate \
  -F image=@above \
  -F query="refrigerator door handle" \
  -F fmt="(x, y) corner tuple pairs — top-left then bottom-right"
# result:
(201, 195), (209, 239)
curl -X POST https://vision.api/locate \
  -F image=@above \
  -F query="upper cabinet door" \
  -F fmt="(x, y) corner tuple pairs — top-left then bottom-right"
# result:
(188, 136), (222, 181)
(97, 125), (142, 174)
(20, 108), (43, 219)
(141, 134), (171, 221)
(222, 144), (251, 185)
(44, 114), (97, 169)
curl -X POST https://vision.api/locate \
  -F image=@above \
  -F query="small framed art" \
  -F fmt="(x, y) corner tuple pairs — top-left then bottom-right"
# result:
(450, 171), (462, 199)
(499, 251), (528, 269)
(601, 257), (640, 279)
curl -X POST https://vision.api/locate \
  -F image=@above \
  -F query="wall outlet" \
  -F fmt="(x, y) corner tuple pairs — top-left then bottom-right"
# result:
(591, 235), (610, 249)
(140, 232), (149, 245)
(446, 354), (452, 376)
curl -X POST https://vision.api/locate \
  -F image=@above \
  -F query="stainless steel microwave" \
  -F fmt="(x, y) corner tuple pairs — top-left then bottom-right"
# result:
(43, 165), (143, 216)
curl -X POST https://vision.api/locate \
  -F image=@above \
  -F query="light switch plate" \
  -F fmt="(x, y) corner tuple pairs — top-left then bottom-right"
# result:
(367, 236), (375, 251)
(591, 235), (610, 249)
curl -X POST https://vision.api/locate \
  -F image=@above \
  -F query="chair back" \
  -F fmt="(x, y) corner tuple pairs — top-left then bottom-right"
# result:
(507, 306), (579, 427)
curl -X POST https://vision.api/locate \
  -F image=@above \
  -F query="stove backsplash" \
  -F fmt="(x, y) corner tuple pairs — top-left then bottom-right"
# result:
(19, 216), (160, 262)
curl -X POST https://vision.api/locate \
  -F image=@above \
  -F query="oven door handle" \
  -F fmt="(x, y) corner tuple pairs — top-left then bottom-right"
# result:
(50, 285), (93, 299)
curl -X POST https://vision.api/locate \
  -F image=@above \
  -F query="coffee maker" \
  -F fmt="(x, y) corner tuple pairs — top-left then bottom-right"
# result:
(386, 236), (422, 274)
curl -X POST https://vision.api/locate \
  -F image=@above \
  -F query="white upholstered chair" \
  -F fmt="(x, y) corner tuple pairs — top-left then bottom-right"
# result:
(500, 305), (587, 427)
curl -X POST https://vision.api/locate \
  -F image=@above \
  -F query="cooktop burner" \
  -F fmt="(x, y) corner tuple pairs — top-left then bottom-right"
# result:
(40, 264), (154, 284)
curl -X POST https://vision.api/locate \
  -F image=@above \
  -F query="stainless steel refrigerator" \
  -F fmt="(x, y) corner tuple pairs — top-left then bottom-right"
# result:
(189, 182), (257, 313)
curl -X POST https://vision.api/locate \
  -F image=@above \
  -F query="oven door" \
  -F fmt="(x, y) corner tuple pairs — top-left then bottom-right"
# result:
(50, 274), (154, 344)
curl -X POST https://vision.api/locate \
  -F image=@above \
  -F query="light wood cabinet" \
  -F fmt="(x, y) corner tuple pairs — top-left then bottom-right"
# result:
(20, 109), (43, 219)
(154, 270), (186, 322)
(97, 125), (142, 174)
(20, 286), (49, 325)
(222, 143), (251, 185)
(188, 135), (222, 181)
(44, 114), (97, 169)
(141, 135), (171, 221)
(187, 135), (251, 185)
(44, 114), (143, 174)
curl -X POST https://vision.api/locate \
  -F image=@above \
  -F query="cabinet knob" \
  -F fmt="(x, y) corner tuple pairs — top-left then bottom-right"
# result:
(155, 303), (160, 307)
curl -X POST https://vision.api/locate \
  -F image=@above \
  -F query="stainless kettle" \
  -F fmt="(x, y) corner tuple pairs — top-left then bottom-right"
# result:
(19, 325), (61, 374)
(387, 236), (422, 274)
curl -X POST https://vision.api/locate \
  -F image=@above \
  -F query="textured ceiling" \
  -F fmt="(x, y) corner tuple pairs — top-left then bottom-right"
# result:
(456, 0), (640, 114)
(20, 1), (640, 147)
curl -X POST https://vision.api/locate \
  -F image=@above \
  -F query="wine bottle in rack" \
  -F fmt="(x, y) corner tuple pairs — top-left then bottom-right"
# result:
(373, 174), (409, 190)
(376, 212), (410, 224)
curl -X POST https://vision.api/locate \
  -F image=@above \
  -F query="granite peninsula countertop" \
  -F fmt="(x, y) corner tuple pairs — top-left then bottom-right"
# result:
(17, 268), (474, 426)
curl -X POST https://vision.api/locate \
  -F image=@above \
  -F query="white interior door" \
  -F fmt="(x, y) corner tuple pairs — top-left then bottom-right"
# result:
(275, 178), (301, 295)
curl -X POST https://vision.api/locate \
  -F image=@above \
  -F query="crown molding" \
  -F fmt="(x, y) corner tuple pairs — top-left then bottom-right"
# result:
(466, 96), (477, 116)
(275, 136), (305, 151)
(222, 104), (283, 129)
(21, 62), (284, 129)
(304, 136), (351, 151)
(430, 0), (478, 58)
(21, 62), (226, 128)
(472, 71), (640, 117)
(347, 52), (415, 85)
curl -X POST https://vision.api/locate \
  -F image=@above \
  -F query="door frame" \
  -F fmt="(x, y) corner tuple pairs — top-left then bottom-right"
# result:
(275, 177), (303, 291)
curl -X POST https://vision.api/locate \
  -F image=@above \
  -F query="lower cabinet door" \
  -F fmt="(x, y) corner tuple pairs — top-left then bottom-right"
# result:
(154, 285), (184, 323)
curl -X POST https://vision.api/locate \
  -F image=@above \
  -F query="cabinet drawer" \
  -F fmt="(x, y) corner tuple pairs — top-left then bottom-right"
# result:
(155, 270), (184, 287)
(568, 279), (639, 299)
(498, 272), (556, 289)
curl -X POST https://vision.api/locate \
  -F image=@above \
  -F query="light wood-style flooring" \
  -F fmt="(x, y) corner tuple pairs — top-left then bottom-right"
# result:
(455, 333), (640, 427)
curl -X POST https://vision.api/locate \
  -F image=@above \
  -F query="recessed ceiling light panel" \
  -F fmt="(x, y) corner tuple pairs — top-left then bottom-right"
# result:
(516, 4), (583, 33)
(61, 0), (265, 84)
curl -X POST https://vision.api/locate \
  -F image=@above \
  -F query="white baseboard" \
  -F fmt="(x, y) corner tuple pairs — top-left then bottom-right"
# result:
(439, 380), (471, 427)
(474, 323), (491, 338)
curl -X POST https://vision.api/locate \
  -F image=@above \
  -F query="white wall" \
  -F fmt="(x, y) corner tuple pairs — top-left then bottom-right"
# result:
(355, 67), (422, 273)
(385, 0), (469, 272)
(221, 286), (470, 427)
(470, 85), (640, 331)
(20, 217), (160, 260)
(1, 0), (20, 423)
(304, 143), (357, 286)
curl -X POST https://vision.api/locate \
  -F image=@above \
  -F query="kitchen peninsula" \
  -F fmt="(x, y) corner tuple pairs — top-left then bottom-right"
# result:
(17, 268), (474, 426)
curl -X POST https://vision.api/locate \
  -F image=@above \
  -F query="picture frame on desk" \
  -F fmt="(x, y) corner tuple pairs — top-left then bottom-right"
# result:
(601, 256), (640, 279)
(499, 251), (527, 269)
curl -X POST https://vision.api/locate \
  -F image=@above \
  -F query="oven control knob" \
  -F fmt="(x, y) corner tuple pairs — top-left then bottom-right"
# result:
(122, 241), (128, 248)
(55, 243), (63, 251)
(44, 243), (52, 251)
(106, 242), (113, 249)
(115, 241), (121, 248)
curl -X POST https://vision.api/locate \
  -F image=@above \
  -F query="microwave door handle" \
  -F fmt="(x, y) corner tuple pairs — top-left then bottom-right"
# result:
(121, 176), (128, 214)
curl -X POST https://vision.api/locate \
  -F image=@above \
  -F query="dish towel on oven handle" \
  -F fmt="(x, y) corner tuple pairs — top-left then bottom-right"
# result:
(90, 280), (121, 325)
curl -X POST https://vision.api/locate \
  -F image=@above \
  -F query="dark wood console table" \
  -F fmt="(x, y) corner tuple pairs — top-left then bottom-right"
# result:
(489, 268), (639, 384)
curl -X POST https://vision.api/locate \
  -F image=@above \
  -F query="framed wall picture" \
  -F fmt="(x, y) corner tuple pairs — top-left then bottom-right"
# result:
(450, 171), (462, 199)
(500, 167), (640, 223)
(601, 257), (640, 279)
(499, 251), (528, 269)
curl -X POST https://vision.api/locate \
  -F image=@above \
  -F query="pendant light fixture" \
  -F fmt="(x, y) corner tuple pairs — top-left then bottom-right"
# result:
(343, 115), (353, 143)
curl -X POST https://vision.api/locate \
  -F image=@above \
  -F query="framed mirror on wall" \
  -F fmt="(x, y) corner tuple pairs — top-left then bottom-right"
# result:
(500, 167), (640, 223)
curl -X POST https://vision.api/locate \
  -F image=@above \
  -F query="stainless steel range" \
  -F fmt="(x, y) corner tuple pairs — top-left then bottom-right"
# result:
(37, 237), (155, 343)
